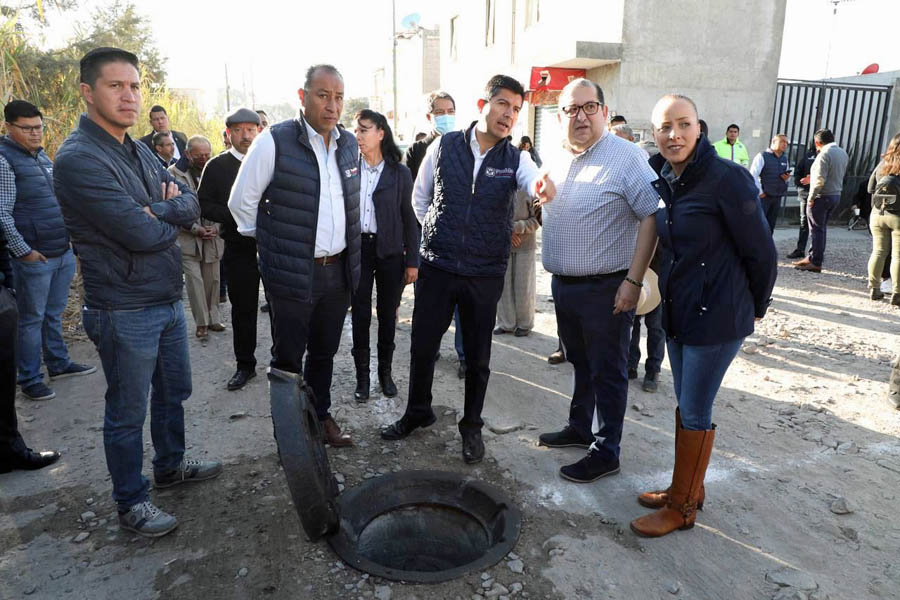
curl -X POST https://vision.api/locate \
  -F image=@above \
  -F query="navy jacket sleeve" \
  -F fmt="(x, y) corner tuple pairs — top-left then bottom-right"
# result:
(398, 165), (419, 268)
(717, 167), (778, 318)
(54, 151), (181, 254)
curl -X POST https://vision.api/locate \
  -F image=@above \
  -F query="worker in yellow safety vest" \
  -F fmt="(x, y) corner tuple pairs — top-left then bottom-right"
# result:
(713, 123), (750, 167)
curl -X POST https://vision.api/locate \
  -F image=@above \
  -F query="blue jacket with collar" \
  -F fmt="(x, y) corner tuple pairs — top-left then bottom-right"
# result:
(650, 134), (777, 345)
(257, 115), (361, 301)
(54, 115), (199, 310)
(421, 122), (521, 277)
(0, 136), (69, 258)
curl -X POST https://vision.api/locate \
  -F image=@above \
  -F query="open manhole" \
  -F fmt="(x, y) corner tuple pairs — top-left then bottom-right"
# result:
(268, 369), (521, 583)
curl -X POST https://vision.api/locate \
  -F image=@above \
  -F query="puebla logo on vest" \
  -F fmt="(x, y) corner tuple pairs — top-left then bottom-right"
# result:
(344, 166), (359, 178)
(484, 167), (514, 178)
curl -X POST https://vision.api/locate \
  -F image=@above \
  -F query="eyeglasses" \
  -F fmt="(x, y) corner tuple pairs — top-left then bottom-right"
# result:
(7, 122), (44, 134)
(561, 102), (601, 118)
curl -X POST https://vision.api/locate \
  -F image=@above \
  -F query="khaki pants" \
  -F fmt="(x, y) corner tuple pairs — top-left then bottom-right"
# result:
(867, 212), (900, 295)
(183, 257), (221, 327)
(496, 249), (536, 332)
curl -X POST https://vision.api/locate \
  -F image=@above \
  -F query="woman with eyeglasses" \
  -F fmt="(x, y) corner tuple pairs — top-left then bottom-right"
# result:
(629, 94), (776, 538)
(350, 109), (419, 401)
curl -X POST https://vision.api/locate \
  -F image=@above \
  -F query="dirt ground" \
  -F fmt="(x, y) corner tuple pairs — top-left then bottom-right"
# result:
(1, 227), (899, 600)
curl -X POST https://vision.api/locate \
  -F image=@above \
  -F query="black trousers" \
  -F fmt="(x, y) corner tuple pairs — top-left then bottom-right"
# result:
(0, 287), (22, 451)
(268, 257), (349, 421)
(224, 243), (260, 371)
(405, 262), (504, 432)
(351, 236), (405, 371)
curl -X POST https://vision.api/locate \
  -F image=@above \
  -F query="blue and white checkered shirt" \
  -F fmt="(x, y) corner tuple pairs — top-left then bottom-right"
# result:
(0, 154), (31, 258)
(541, 131), (660, 276)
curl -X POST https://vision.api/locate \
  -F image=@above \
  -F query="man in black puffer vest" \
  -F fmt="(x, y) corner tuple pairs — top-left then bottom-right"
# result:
(229, 64), (360, 448)
(380, 75), (553, 464)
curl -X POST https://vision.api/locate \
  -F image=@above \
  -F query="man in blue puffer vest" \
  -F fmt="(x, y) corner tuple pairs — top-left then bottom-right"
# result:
(229, 64), (360, 448)
(749, 133), (791, 234)
(0, 100), (96, 402)
(380, 75), (553, 464)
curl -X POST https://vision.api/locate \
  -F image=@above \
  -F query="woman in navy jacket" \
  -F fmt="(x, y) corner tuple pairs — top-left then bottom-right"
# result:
(631, 95), (777, 538)
(351, 110), (419, 401)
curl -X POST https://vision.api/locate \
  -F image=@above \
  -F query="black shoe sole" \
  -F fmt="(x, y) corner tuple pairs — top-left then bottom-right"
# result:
(538, 436), (592, 449)
(559, 466), (620, 483)
(227, 372), (256, 391)
(48, 366), (97, 380)
(153, 468), (222, 489)
(119, 521), (179, 538)
(463, 453), (484, 464)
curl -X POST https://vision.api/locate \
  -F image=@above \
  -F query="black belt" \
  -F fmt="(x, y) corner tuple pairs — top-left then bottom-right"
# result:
(555, 270), (628, 284)
(361, 232), (376, 240)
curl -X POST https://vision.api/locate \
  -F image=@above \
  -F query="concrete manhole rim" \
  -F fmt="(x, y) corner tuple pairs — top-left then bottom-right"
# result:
(328, 469), (522, 583)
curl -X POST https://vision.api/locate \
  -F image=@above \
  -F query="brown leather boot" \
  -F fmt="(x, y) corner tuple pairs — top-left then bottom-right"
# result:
(630, 426), (715, 537)
(637, 408), (705, 510)
(323, 418), (353, 447)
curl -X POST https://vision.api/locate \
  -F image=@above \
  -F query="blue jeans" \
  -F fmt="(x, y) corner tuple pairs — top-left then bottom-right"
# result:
(11, 249), (76, 387)
(83, 301), (190, 509)
(667, 338), (743, 430)
(553, 274), (634, 462)
(807, 194), (839, 267)
(628, 303), (665, 375)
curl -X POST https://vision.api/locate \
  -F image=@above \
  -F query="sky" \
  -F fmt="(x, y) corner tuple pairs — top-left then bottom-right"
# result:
(32, 0), (900, 111)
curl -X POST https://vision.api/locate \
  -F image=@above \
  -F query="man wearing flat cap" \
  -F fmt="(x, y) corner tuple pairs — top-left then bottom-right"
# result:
(229, 64), (360, 447)
(199, 107), (262, 391)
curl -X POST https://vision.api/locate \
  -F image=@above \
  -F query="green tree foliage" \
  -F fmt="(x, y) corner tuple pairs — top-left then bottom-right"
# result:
(1, 1), (223, 157)
(340, 97), (370, 129)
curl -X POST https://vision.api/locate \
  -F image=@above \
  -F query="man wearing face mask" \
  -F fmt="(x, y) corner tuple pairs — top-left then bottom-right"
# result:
(381, 75), (553, 464)
(404, 91), (456, 180)
(403, 91), (468, 378)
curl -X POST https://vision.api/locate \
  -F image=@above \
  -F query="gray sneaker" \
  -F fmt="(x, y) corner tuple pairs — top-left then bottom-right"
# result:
(154, 457), (223, 489)
(118, 500), (178, 537)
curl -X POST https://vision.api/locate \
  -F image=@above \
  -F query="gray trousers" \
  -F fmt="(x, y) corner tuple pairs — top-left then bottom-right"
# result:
(183, 256), (221, 327)
(496, 249), (536, 332)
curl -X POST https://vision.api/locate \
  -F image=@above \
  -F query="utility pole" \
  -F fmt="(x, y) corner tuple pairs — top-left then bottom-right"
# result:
(225, 64), (231, 111)
(392, 0), (398, 133)
(824, 0), (853, 79)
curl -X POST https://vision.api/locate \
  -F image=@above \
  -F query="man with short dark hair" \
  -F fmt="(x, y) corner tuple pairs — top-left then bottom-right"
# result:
(0, 100), (95, 402)
(381, 75), (552, 464)
(786, 142), (819, 259)
(256, 110), (269, 130)
(537, 78), (659, 483)
(403, 90), (467, 377)
(794, 128), (848, 273)
(139, 105), (187, 159)
(713, 123), (750, 167)
(199, 108), (261, 391)
(55, 47), (221, 538)
(750, 133), (791, 233)
(152, 131), (176, 167)
(229, 64), (361, 448)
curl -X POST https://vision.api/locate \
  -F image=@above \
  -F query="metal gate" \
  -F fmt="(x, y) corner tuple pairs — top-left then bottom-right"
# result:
(771, 79), (893, 219)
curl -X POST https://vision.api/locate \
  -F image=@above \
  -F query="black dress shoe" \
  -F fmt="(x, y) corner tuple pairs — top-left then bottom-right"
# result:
(355, 374), (370, 402)
(627, 367), (638, 380)
(457, 361), (467, 379)
(378, 371), (397, 397)
(227, 369), (256, 391)
(260, 303), (270, 313)
(461, 429), (484, 464)
(493, 327), (508, 335)
(514, 328), (530, 337)
(0, 447), (61, 474)
(786, 249), (805, 259)
(380, 414), (436, 441)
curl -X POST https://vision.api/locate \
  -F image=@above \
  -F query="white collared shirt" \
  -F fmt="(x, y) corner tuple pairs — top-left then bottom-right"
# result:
(228, 116), (347, 257)
(412, 128), (541, 223)
(229, 146), (245, 161)
(359, 158), (384, 233)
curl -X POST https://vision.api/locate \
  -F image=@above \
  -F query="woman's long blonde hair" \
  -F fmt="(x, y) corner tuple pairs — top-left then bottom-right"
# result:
(879, 132), (900, 176)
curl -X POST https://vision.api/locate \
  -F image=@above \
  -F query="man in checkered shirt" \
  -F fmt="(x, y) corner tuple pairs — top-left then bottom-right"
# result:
(537, 78), (659, 484)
